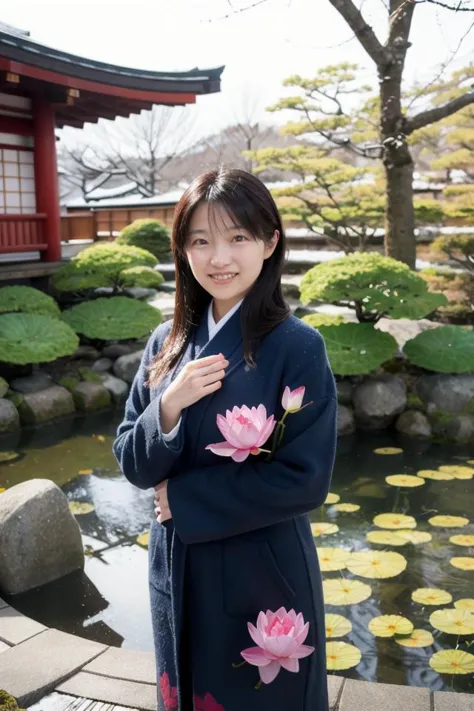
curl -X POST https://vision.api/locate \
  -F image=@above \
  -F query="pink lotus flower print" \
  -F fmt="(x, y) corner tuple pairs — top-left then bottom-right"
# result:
(282, 385), (305, 413)
(159, 671), (178, 710)
(193, 692), (226, 711)
(240, 607), (315, 684)
(205, 404), (276, 462)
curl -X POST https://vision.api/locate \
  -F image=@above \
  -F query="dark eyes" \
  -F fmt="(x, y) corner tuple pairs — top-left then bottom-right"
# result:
(192, 234), (247, 245)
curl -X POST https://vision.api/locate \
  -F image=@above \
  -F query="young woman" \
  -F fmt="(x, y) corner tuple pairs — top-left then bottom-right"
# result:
(113, 169), (338, 711)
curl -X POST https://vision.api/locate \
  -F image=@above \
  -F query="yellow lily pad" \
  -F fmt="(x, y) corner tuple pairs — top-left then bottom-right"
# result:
(136, 532), (150, 547)
(438, 465), (474, 480)
(450, 556), (474, 571)
(449, 535), (474, 547)
(429, 608), (474, 635)
(396, 530), (432, 545)
(467, 460), (474, 466)
(317, 547), (350, 572)
(347, 550), (407, 579)
(411, 588), (453, 606)
(325, 613), (352, 639)
(311, 522), (339, 537)
(373, 447), (403, 455)
(93, 434), (106, 444)
(395, 629), (434, 648)
(78, 469), (93, 476)
(368, 614), (413, 638)
(326, 641), (361, 671)
(366, 531), (407, 546)
(68, 501), (94, 515)
(333, 503), (360, 513)
(0, 487), (5, 494)
(373, 513), (417, 530)
(385, 474), (424, 488)
(324, 493), (340, 505)
(454, 599), (474, 612)
(430, 649), (474, 675)
(322, 578), (372, 606)
(417, 469), (454, 481)
(428, 515), (469, 528)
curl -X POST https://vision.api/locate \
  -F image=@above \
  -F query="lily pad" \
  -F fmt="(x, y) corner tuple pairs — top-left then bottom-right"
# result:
(325, 641), (361, 670)
(317, 323), (398, 376)
(0, 451), (20, 464)
(0, 313), (79, 365)
(62, 296), (162, 341)
(69, 501), (95, 515)
(403, 325), (474, 374)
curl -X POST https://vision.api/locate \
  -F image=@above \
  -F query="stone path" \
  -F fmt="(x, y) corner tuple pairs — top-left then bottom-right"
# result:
(1, 599), (473, 710)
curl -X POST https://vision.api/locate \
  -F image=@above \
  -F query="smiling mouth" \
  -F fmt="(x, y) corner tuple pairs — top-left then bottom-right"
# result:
(209, 273), (238, 282)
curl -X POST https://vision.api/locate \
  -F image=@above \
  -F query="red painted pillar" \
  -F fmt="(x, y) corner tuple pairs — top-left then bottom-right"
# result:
(33, 98), (62, 262)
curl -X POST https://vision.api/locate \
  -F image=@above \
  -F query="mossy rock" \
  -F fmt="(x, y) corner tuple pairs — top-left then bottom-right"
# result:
(406, 392), (425, 411)
(4, 390), (24, 408)
(0, 377), (8, 398)
(71, 382), (112, 412)
(57, 376), (80, 392)
(0, 691), (25, 711)
(78, 367), (102, 384)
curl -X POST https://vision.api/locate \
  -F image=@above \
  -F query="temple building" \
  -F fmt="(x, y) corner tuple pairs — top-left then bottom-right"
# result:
(0, 22), (223, 274)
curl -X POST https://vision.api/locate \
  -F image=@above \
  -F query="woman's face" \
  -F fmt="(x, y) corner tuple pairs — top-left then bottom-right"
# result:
(184, 201), (278, 317)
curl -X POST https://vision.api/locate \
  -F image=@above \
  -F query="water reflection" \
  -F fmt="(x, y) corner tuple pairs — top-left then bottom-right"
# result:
(0, 413), (473, 692)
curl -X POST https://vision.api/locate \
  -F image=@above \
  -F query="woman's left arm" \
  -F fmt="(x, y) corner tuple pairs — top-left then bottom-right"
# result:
(166, 330), (338, 545)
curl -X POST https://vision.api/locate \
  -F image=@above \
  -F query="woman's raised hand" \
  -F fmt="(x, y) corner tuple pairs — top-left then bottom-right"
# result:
(162, 353), (229, 413)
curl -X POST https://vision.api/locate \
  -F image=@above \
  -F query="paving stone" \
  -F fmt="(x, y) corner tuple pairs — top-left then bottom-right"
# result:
(0, 598), (7, 609)
(0, 605), (46, 644)
(56, 672), (156, 711)
(327, 674), (344, 709)
(339, 679), (431, 711)
(29, 691), (141, 711)
(0, 640), (10, 653)
(0, 628), (106, 706)
(433, 690), (474, 711)
(83, 647), (156, 684)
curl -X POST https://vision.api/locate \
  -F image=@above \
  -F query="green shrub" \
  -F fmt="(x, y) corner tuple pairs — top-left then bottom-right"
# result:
(0, 313), (79, 365)
(51, 243), (158, 293)
(317, 323), (398, 375)
(421, 268), (474, 324)
(429, 234), (474, 274)
(0, 690), (25, 711)
(403, 325), (474, 373)
(0, 286), (60, 318)
(121, 266), (165, 289)
(62, 296), (162, 340)
(299, 252), (447, 322)
(301, 313), (345, 328)
(116, 219), (172, 261)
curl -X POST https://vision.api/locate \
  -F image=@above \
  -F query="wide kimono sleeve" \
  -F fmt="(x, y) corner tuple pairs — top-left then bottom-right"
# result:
(112, 326), (186, 490)
(167, 327), (338, 544)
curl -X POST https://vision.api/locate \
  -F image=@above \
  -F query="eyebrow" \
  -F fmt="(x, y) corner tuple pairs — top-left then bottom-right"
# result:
(188, 225), (245, 236)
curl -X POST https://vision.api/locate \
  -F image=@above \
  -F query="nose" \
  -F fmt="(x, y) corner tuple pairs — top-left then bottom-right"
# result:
(209, 243), (233, 267)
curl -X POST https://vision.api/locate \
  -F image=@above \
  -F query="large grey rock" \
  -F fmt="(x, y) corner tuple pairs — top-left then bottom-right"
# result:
(337, 380), (353, 406)
(124, 287), (157, 300)
(113, 349), (144, 383)
(417, 374), (474, 414)
(17, 385), (75, 425)
(71, 382), (112, 412)
(445, 414), (474, 443)
(0, 398), (20, 433)
(0, 479), (84, 594)
(337, 404), (356, 436)
(91, 357), (113, 373)
(0, 377), (8, 398)
(377, 317), (441, 349)
(395, 410), (432, 439)
(9, 372), (52, 394)
(100, 374), (129, 405)
(72, 345), (101, 360)
(101, 343), (134, 359)
(353, 374), (407, 431)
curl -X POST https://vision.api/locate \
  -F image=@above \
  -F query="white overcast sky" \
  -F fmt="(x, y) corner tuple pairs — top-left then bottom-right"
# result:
(2, 0), (474, 141)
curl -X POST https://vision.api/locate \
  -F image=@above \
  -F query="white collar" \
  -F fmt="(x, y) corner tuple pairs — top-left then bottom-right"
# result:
(207, 298), (244, 338)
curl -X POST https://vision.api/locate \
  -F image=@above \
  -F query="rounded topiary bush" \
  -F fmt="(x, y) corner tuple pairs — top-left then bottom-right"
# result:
(299, 252), (447, 321)
(51, 243), (158, 293)
(0, 285), (60, 318)
(121, 266), (165, 289)
(0, 313), (79, 365)
(116, 219), (172, 261)
(301, 313), (345, 328)
(62, 296), (162, 340)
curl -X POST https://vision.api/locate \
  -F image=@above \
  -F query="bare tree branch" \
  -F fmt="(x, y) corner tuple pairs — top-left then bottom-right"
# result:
(327, 0), (389, 65)
(406, 89), (474, 132)
(416, 0), (474, 10)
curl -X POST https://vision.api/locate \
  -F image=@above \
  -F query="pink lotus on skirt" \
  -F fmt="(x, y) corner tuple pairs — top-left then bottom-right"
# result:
(240, 606), (315, 684)
(205, 404), (276, 462)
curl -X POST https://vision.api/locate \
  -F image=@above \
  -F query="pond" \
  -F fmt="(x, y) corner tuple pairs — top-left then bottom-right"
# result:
(0, 412), (473, 694)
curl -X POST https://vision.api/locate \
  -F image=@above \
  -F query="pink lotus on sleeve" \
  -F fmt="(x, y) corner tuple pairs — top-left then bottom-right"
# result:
(282, 385), (305, 413)
(205, 404), (276, 463)
(240, 606), (315, 684)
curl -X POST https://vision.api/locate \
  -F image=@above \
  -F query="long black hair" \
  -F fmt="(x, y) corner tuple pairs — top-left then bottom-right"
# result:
(147, 168), (291, 387)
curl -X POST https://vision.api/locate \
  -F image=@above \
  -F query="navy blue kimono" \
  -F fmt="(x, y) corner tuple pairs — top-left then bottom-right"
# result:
(113, 304), (338, 711)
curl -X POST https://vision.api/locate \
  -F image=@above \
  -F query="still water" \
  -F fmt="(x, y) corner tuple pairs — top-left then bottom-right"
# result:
(0, 411), (473, 693)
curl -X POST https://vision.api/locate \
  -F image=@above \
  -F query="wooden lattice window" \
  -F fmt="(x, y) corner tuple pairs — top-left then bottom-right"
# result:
(0, 148), (36, 215)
